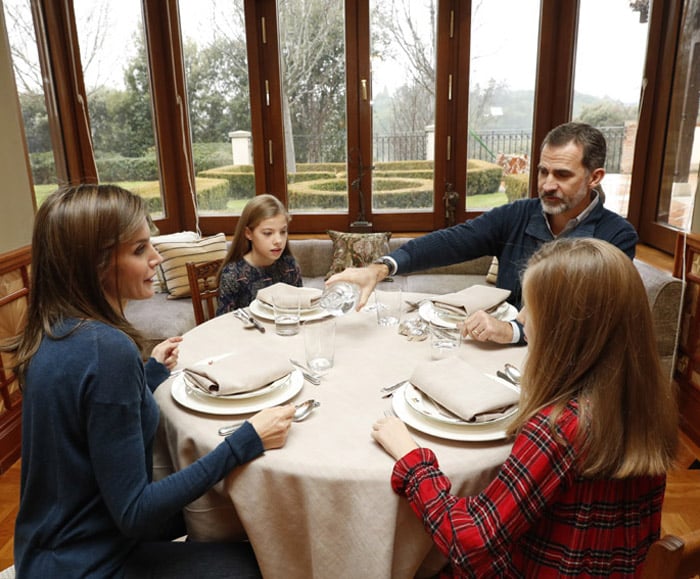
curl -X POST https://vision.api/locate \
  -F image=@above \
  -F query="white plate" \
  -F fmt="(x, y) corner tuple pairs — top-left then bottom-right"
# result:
(248, 299), (331, 322)
(171, 369), (304, 415)
(403, 383), (518, 426)
(392, 384), (516, 442)
(419, 301), (518, 328)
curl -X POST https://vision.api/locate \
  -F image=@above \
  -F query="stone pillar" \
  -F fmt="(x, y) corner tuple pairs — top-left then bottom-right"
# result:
(425, 125), (435, 161)
(229, 130), (252, 166)
(620, 121), (637, 175)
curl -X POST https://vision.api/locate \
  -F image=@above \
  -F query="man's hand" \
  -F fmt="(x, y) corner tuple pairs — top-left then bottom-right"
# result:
(326, 263), (389, 310)
(463, 311), (514, 344)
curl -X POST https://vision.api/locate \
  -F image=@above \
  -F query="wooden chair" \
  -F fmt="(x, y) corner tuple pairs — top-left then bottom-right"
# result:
(641, 529), (700, 578)
(185, 259), (223, 325)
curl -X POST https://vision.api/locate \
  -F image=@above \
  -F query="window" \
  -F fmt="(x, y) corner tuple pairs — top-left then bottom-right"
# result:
(179, 0), (256, 217)
(370, 0), (437, 215)
(572, 0), (651, 219)
(3, 0), (58, 204)
(466, 0), (539, 212)
(9, 0), (691, 254)
(73, 0), (164, 218)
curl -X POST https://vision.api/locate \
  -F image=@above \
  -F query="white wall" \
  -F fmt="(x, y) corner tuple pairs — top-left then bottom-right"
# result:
(0, 2), (35, 253)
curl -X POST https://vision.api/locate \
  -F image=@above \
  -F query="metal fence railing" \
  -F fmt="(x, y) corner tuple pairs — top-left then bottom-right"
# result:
(293, 126), (626, 173)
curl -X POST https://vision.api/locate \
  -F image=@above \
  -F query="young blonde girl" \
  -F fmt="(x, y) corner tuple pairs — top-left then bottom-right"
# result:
(372, 237), (678, 577)
(216, 194), (301, 315)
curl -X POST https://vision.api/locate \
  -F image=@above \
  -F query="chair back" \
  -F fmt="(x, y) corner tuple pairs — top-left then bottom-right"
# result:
(186, 259), (223, 325)
(641, 529), (700, 578)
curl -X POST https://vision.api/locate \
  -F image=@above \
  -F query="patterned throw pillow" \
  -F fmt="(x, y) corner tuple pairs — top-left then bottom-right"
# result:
(154, 233), (227, 299)
(150, 231), (200, 292)
(325, 230), (392, 279)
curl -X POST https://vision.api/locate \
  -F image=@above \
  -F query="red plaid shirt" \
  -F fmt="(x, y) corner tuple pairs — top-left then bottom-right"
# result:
(392, 401), (665, 578)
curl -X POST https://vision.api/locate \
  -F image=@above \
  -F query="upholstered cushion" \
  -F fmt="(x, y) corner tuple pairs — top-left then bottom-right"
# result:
(486, 256), (499, 284)
(326, 230), (391, 279)
(155, 233), (227, 299)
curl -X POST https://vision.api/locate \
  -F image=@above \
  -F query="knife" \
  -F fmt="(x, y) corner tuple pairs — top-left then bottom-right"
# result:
(380, 379), (408, 394)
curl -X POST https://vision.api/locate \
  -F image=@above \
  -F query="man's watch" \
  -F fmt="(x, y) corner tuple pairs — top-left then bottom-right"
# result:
(372, 257), (395, 276)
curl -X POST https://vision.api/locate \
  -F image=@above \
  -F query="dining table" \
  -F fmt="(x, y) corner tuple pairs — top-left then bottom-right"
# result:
(152, 291), (527, 579)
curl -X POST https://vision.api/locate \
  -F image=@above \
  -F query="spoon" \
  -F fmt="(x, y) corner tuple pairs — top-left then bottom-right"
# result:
(504, 363), (521, 385)
(218, 400), (320, 436)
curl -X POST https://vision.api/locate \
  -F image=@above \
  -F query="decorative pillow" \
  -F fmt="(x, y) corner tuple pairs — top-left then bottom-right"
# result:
(154, 233), (227, 299)
(325, 230), (392, 279)
(150, 231), (201, 292)
(486, 256), (499, 285)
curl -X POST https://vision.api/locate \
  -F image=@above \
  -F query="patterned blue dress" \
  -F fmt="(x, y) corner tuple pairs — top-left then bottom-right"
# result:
(216, 253), (302, 315)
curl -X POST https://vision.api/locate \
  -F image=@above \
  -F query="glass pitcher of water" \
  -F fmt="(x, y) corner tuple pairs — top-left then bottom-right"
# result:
(319, 282), (360, 316)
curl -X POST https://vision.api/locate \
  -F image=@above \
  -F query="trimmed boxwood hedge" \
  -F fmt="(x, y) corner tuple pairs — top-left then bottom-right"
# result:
(504, 173), (529, 202)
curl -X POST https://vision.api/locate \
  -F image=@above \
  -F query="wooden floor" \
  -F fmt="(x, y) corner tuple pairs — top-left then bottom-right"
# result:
(0, 243), (690, 570)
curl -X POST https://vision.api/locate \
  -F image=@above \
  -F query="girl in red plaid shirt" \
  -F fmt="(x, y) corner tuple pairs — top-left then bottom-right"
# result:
(372, 238), (678, 578)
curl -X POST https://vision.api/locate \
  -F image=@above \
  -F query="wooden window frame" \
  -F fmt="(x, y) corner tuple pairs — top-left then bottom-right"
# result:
(21, 0), (686, 254)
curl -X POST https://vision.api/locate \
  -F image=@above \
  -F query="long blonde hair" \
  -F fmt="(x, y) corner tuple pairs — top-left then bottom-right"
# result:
(217, 194), (292, 283)
(10, 184), (147, 384)
(509, 238), (677, 478)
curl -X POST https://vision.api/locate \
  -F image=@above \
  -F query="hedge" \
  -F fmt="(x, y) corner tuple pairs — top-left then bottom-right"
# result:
(504, 173), (529, 202)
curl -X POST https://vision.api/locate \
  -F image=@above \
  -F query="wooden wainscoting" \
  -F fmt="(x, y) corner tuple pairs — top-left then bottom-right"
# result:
(0, 246), (30, 474)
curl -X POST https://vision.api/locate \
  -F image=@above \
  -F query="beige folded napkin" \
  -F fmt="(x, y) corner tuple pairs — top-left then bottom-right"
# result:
(410, 358), (519, 422)
(432, 285), (511, 316)
(256, 283), (322, 309)
(183, 347), (293, 396)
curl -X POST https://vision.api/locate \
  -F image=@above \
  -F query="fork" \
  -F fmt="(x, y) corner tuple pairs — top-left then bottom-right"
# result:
(288, 362), (321, 385)
(233, 310), (256, 329)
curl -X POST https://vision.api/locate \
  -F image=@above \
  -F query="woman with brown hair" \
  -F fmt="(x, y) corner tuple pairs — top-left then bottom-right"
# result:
(371, 237), (678, 577)
(12, 184), (294, 578)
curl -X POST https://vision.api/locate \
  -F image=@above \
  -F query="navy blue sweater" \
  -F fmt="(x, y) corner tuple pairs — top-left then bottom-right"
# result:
(15, 320), (263, 578)
(390, 198), (638, 308)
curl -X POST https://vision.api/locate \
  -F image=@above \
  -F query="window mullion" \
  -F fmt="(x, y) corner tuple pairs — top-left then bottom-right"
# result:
(244, 0), (287, 202)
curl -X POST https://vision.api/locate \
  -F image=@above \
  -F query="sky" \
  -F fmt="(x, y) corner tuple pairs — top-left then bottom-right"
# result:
(9, 0), (649, 106)
(373, 0), (650, 105)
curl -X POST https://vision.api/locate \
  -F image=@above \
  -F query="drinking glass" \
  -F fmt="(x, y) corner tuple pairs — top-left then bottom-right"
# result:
(273, 293), (301, 336)
(375, 283), (402, 327)
(303, 318), (336, 372)
(430, 320), (461, 359)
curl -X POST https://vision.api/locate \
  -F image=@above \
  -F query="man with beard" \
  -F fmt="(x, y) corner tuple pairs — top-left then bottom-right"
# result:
(327, 122), (638, 345)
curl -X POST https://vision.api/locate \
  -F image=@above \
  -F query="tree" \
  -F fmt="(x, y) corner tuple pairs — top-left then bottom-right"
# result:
(278, 0), (347, 167)
(575, 100), (638, 127)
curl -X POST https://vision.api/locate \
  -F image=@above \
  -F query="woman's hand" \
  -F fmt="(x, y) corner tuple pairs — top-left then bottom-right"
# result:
(248, 404), (296, 450)
(371, 417), (419, 461)
(151, 336), (183, 370)
(326, 263), (388, 310)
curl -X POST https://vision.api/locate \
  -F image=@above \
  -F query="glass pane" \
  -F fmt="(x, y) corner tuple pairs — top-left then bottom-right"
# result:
(179, 0), (254, 216)
(467, 0), (539, 212)
(3, 0), (59, 206)
(656, 0), (698, 231)
(573, 0), (650, 219)
(279, 0), (347, 214)
(73, 0), (164, 218)
(370, 0), (436, 213)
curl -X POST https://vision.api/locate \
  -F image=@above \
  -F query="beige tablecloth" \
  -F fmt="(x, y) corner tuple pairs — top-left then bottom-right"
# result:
(152, 292), (527, 579)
